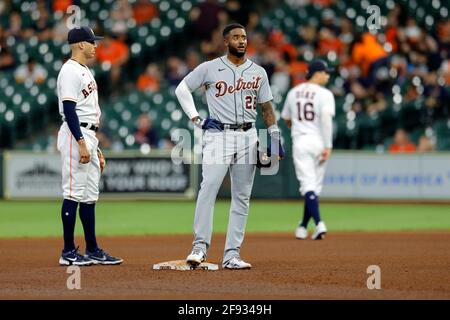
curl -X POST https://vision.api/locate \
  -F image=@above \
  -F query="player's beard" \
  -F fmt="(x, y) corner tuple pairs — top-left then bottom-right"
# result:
(228, 44), (246, 58)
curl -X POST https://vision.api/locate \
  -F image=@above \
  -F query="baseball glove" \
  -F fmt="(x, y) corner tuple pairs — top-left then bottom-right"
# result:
(256, 141), (271, 168)
(97, 147), (106, 174)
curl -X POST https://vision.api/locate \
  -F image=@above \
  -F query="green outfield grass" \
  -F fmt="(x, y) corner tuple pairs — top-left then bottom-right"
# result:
(0, 200), (450, 238)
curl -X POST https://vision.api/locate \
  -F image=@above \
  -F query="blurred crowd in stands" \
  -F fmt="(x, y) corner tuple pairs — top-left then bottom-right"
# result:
(0, 0), (449, 152)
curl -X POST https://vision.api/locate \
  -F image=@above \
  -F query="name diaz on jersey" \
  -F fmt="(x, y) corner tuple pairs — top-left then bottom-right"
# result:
(82, 80), (97, 98)
(215, 76), (262, 97)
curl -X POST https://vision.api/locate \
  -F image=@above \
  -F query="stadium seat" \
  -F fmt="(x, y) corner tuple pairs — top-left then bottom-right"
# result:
(433, 120), (450, 150)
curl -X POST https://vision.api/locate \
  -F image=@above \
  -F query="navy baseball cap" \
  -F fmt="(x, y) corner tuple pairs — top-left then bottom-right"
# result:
(306, 59), (334, 78)
(67, 27), (103, 44)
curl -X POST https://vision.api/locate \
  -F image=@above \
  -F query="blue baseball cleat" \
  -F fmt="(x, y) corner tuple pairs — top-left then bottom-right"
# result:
(85, 248), (123, 265)
(59, 247), (94, 266)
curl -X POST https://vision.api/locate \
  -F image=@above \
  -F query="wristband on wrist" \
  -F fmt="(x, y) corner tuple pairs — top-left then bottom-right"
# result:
(268, 125), (280, 136)
(193, 117), (204, 128)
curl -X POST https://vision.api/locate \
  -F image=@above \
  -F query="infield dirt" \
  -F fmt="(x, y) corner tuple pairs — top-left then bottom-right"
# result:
(1, 232), (449, 299)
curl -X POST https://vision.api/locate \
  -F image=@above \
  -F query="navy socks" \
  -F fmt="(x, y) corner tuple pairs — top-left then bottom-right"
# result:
(61, 199), (78, 252)
(300, 199), (311, 228)
(304, 191), (321, 225)
(79, 202), (98, 252)
(61, 199), (98, 253)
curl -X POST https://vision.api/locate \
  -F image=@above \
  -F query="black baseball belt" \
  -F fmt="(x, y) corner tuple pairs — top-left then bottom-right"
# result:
(219, 122), (254, 131)
(80, 122), (99, 132)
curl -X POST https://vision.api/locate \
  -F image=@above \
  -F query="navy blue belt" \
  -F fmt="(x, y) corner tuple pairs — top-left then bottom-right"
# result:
(220, 122), (254, 131)
(80, 122), (99, 132)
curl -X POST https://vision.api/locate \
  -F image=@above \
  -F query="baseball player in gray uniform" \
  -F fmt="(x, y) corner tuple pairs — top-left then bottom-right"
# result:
(175, 23), (285, 269)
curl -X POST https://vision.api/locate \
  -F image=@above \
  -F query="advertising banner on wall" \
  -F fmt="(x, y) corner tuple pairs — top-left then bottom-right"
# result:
(4, 152), (62, 198)
(3, 151), (450, 200)
(3, 152), (196, 199)
(99, 156), (196, 198)
(323, 153), (450, 200)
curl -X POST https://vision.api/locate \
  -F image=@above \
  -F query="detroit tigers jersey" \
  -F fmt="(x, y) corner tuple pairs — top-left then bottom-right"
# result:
(281, 82), (335, 139)
(57, 59), (101, 124)
(184, 55), (273, 124)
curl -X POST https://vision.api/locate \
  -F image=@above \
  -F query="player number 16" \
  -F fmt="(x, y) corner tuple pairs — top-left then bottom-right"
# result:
(297, 101), (315, 121)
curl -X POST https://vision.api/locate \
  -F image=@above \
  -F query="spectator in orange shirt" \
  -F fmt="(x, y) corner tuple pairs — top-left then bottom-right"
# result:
(288, 57), (308, 86)
(389, 129), (417, 153)
(96, 35), (129, 66)
(53, 0), (73, 13)
(133, 0), (158, 25)
(385, 11), (399, 53)
(442, 60), (450, 86)
(96, 35), (129, 94)
(318, 26), (344, 56)
(137, 63), (161, 93)
(268, 30), (297, 63)
(351, 32), (389, 86)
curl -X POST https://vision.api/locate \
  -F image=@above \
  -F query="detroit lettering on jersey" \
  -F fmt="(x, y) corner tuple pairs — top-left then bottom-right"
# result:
(82, 80), (98, 98)
(184, 56), (273, 124)
(215, 76), (262, 97)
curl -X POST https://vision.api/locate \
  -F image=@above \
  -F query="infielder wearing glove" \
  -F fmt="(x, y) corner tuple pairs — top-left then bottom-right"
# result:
(97, 147), (106, 174)
(56, 27), (123, 267)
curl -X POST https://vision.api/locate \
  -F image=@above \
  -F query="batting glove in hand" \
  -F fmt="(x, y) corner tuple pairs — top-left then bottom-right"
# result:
(268, 131), (285, 160)
(195, 117), (223, 131)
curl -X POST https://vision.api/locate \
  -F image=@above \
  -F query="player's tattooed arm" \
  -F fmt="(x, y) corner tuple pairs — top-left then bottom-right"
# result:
(261, 101), (285, 160)
(260, 101), (277, 128)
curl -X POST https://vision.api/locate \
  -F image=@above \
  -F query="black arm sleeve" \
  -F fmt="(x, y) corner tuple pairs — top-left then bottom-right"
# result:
(62, 100), (83, 141)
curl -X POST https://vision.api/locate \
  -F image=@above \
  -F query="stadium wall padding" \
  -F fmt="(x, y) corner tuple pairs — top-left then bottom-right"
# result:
(0, 152), (3, 198)
(2, 151), (450, 200)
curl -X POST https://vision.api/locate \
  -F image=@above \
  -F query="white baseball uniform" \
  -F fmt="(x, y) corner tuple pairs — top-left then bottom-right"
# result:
(56, 59), (101, 203)
(281, 82), (335, 195)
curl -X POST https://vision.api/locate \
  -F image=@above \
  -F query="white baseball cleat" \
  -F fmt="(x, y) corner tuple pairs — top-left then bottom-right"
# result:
(295, 226), (308, 239)
(186, 249), (206, 266)
(223, 257), (252, 270)
(311, 221), (327, 240)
